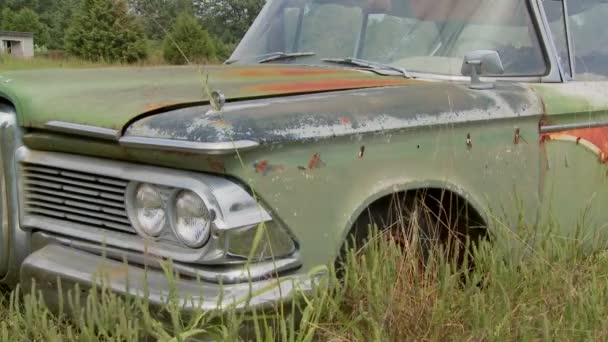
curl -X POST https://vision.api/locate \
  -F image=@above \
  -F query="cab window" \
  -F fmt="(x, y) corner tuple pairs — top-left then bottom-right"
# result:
(569, 1), (608, 80)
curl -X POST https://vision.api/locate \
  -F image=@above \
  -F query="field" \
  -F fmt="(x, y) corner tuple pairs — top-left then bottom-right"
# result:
(0, 54), (169, 72)
(0, 218), (607, 341)
(3, 57), (608, 341)
(0, 55), (113, 72)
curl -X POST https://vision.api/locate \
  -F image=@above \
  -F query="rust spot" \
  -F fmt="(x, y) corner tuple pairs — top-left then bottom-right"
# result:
(207, 157), (225, 173)
(230, 68), (353, 78)
(466, 133), (472, 150)
(254, 160), (284, 176)
(513, 128), (528, 145)
(250, 79), (416, 94)
(255, 160), (269, 174)
(144, 102), (179, 112)
(358, 146), (365, 159)
(210, 120), (228, 127)
(307, 153), (325, 169)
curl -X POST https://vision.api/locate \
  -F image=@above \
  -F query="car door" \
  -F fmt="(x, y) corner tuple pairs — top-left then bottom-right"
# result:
(537, 0), (608, 241)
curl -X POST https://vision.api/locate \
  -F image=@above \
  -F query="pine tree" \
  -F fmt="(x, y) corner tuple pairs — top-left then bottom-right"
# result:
(194, 0), (265, 45)
(0, 7), (51, 47)
(129, 0), (193, 40)
(64, 0), (147, 63)
(163, 12), (216, 65)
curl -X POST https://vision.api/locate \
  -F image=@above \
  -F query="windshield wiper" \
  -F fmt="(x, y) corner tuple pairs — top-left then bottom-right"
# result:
(258, 52), (316, 64)
(322, 57), (413, 79)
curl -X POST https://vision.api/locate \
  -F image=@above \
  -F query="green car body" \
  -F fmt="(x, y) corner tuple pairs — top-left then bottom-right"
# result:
(1, 0), (608, 312)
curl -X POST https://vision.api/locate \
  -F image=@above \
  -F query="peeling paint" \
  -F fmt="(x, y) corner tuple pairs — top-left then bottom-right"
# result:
(144, 102), (180, 112)
(254, 160), (285, 175)
(542, 126), (608, 163)
(124, 82), (542, 146)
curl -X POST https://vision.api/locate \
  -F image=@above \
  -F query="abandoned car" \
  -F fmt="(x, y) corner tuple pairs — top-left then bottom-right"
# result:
(1, 0), (608, 311)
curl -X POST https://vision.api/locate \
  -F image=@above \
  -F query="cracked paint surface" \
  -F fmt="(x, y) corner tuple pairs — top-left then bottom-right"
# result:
(125, 82), (541, 145)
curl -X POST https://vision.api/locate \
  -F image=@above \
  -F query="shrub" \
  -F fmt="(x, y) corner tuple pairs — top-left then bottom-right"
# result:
(64, 0), (148, 63)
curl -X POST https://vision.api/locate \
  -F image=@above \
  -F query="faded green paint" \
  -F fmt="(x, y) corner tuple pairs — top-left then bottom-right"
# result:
(0, 65), (415, 131)
(6, 64), (608, 273)
(18, 80), (546, 269)
(534, 82), (608, 239)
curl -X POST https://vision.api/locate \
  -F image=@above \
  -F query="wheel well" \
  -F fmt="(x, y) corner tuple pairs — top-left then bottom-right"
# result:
(347, 188), (488, 248)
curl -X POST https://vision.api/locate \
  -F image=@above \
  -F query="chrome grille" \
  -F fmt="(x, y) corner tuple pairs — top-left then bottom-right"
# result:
(22, 163), (135, 234)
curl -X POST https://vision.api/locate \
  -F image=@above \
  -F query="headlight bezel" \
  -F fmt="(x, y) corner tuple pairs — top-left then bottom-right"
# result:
(169, 190), (215, 249)
(125, 179), (297, 263)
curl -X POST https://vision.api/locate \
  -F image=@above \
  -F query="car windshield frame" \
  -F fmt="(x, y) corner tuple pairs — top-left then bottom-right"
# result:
(230, 0), (554, 79)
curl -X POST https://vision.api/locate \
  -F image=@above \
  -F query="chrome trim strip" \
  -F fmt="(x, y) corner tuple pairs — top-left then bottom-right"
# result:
(45, 121), (120, 141)
(0, 103), (29, 285)
(532, 0), (563, 83)
(535, 0), (566, 82)
(34, 232), (301, 284)
(540, 121), (608, 134)
(119, 136), (260, 155)
(21, 244), (315, 313)
(562, 0), (575, 77)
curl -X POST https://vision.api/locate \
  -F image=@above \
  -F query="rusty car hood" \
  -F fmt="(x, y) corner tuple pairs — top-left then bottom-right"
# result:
(0, 64), (416, 132)
(124, 81), (543, 146)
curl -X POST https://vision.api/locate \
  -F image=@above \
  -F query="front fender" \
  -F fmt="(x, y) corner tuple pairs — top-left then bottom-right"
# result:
(0, 102), (29, 285)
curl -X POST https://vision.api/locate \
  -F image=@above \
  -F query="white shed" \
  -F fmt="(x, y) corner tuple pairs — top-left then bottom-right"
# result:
(0, 31), (34, 58)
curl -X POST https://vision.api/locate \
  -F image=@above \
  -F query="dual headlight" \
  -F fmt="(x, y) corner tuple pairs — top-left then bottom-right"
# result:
(127, 181), (297, 262)
(130, 183), (213, 248)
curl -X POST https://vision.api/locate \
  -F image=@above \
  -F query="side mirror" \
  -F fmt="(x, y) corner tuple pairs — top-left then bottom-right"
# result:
(461, 50), (505, 90)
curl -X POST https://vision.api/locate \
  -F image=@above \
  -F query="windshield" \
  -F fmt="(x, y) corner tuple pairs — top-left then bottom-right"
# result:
(231, 0), (547, 76)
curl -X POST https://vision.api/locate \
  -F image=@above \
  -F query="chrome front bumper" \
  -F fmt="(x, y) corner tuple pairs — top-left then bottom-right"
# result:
(21, 233), (316, 314)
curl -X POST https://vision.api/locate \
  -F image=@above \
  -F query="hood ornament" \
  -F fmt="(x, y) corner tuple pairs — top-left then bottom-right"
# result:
(210, 90), (226, 111)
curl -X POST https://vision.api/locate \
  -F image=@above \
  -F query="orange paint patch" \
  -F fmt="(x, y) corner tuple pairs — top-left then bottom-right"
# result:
(144, 102), (179, 112)
(251, 79), (415, 94)
(229, 68), (352, 78)
(209, 120), (228, 126)
(207, 157), (226, 173)
(543, 126), (608, 162)
(255, 160), (269, 174)
(254, 160), (284, 175)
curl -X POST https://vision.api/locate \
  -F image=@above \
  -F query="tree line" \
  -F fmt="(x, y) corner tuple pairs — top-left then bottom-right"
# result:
(0, 0), (265, 64)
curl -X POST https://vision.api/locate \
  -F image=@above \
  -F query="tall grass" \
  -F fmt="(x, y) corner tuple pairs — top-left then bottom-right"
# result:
(2, 215), (608, 341)
(0, 52), (176, 72)
(0, 54), (119, 72)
